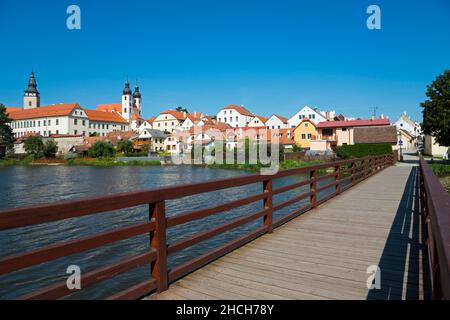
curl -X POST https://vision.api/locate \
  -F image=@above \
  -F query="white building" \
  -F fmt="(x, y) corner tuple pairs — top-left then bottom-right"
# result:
(265, 114), (289, 129)
(394, 112), (422, 138)
(6, 73), (146, 139)
(288, 106), (331, 128)
(152, 110), (188, 133)
(424, 135), (449, 158)
(247, 115), (268, 128)
(216, 105), (254, 128)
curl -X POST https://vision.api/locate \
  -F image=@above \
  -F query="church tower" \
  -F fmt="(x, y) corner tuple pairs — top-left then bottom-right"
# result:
(133, 83), (142, 116)
(24, 71), (40, 109)
(121, 79), (132, 120)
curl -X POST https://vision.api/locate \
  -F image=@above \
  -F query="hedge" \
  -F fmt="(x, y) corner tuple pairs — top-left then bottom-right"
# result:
(336, 143), (393, 159)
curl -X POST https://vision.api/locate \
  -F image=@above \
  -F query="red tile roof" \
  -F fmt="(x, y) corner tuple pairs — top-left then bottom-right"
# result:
(159, 110), (188, 120)
(96, 103), (122, 113)
(223, 105), (254, 117)
(7, 103), (82, 120)
(252, 115), (269, 123)
(131, 114), (144, 121)
(147, 117), (156, 124)
(85, 109), (128, 123)
(317, 119), (390, 129)
(272, 114), (289, 123)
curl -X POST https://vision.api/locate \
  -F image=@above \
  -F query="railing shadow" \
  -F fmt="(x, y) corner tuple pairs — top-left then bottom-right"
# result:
(367, 167), (431, 300)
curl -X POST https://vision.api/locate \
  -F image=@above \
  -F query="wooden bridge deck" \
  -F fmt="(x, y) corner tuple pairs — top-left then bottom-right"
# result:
(147, 164), (430, 300)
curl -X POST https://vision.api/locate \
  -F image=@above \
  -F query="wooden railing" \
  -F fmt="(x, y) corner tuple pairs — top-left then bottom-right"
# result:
(0, 154), (394, 300)
(419, 156), (450, 299)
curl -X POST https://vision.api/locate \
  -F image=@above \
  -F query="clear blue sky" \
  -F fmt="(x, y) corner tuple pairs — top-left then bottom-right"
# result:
(0, 0), (449, 122)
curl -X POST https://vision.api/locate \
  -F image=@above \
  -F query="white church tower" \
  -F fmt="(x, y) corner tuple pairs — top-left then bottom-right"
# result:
(24, 71), (40, 109)
(133, 83), (142, 116)
(121, 79), (133, 120)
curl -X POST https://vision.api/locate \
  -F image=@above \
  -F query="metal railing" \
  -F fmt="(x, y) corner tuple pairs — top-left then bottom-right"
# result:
(0, 154), (394, 300)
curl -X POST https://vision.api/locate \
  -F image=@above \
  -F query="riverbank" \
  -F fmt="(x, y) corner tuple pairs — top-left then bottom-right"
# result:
(0, 157), (161, 167)
(204, 159), (325, 172)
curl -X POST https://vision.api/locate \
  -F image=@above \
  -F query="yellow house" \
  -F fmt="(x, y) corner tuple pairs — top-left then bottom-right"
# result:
(294, 118), (317, 148)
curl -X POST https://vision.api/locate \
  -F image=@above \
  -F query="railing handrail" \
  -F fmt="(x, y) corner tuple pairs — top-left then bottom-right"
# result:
(419, 156), (450, 299)
(0, 154), (394, 300)
(0, 155), (379, 231)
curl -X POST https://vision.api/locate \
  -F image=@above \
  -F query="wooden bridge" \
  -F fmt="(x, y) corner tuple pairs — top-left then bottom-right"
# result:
(0, 154), (449, 300)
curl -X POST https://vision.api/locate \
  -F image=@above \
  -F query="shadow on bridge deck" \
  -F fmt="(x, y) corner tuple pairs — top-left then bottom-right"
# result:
(367, 166), (431, 299)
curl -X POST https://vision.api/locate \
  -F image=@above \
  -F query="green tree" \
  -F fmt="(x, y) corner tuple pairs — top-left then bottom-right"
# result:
(117, 140), (133, 153)
(421, 70), (450, 146)
(43, 139), (58, 158)
(24, 136), (44, 158)
(88, 141), (115, 158)
(176, 106), (189, 113)
(0, 104), (15, 158)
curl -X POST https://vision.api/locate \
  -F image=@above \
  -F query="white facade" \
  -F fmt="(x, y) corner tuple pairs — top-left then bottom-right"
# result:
(288, 106), (328, 128)
(247, 116), (267, 128)
(10, 107), (89, 137)
(153, 112), (185, 133)
(394, 112), (421, 138)
(216, 106), (254, 128)
(424, 135), (449, 158)
(265, 115), (288, 129)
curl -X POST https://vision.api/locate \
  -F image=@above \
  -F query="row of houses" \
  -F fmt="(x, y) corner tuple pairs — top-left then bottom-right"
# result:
(7, 72), (447, 158)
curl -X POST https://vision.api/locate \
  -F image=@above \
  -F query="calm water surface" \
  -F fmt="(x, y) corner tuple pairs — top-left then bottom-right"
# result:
(0, 165), (338, 299)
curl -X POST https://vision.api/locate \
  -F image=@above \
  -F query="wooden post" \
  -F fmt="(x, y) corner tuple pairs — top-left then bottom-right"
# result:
(310, 169), (317, 206)
(263, 179), (273, 233)
(150, 200), (168, 292)
(351, 161), (356, 186)
(335, 165), (341, 194)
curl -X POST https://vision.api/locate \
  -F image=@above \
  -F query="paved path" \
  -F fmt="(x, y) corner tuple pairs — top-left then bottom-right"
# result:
(147, 162), (430, 300)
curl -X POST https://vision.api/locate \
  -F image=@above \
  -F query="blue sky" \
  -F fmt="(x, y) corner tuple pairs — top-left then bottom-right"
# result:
(0, 0), (449, 122)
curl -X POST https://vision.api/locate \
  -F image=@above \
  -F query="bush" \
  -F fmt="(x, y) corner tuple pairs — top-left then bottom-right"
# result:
(88, 141), (115, 158)
(336, 143), (392, 159)
(117, 140), (133, 153)
(43, 139), (58, 158)
(124, 151), (148, 157)
(430, 163), (450, 177)
(24, 136), (44, 158)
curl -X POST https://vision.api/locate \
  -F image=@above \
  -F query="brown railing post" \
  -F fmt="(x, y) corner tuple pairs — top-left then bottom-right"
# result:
(350, 161), (355, 186)
(149, 200), (168, 293)
(310, 169), (317, 206)
(335, 164), (341, 195)
(263, 179), (273, 233)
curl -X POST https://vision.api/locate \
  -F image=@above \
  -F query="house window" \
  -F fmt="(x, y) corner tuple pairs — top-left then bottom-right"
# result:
(74, 130), (78, 135)
(301, 134), (306, 139)
(48, 120), (51, 125)
(28, 101), (32, 107)
(236, 116), (238, 121)
(307, 133), (312, 139)
(229, 117), (232, 122)
(82, 120), (86, 126)
(38, 121), (40, 126)
(56, 119), (59, 125)
(125, 96), (127, 101)
(44, 120), (46, 126)
(74, 119), (78, 125)
(342, 128), (347, 131)
(304, 123), (308, 127)
(56, 130), (59, 134)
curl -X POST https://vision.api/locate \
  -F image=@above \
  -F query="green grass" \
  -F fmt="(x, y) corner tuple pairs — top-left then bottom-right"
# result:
(429, 163), (450, 177)
(205, 160), (325, 172)
(67, 158), (161, 167)
(0, 157), (33, 167)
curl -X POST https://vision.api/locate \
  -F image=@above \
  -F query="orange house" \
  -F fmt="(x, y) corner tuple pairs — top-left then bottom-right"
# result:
(293, 118), (317, 148)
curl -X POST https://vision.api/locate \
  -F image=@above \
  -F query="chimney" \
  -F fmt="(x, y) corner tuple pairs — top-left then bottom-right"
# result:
(371, 115), (375, 120)
(380, 114), (385, 119)
(183, 111), (186, 117)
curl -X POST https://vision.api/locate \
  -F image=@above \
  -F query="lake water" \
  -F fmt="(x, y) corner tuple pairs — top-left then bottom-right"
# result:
(0, 165), (338, 299)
